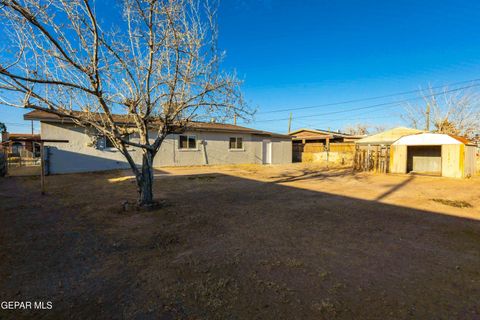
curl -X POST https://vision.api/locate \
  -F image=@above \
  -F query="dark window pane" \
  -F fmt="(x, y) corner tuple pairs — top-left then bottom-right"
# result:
(105, 137), (115, 148)
(96, 136), (105, 149)
(188, 136), (196, 149)
(237, 137), (243, 149)
(229, 137), (236, 149)
(179, 135), (188, 149)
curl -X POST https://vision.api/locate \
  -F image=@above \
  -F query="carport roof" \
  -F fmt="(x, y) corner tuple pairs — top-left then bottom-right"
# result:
(392, 133), (475, 146)
(356, 127), (425, 145)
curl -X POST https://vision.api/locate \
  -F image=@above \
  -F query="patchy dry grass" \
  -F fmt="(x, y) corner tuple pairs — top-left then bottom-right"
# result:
(431, 198), (473, 208)
(1, 164), (480, 319)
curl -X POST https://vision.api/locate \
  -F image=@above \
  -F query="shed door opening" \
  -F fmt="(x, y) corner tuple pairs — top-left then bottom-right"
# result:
(407, 146), (441, 175)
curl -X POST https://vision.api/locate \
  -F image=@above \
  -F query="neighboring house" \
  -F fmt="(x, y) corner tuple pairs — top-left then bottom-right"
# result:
(289, 128), (364, 145)
(289, 128), (364, 163)
(1, 132), (41, 157)
(24, 110), (292, 174)
(390, 133), (476, 178)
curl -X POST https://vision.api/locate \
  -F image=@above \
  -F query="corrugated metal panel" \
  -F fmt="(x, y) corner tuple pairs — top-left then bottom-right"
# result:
(407, 146), (441, 174)
(441, 145), (462, 178)
(390, 145), (407, 173)
(464, 145), (476, 177)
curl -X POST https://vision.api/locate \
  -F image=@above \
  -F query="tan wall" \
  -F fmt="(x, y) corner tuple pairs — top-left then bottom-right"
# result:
(389, 145), (407, 174)
(330, 143), (356, 153)
(464, 145), (476, 177)
(300, 143), (355, 166)
(301, 152), (353, 166)
(303, 143), (324, 153)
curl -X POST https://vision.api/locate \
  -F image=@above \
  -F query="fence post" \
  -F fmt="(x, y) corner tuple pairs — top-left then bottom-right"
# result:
(386, 146), (390, 173)
(40, 142), (45, 195)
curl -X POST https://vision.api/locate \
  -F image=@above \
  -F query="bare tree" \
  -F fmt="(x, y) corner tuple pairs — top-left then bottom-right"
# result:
(344, 124), (385, 136)
(402, 87), (480, 138)
(344, 123), (369, 135)
(0, 0), (250, 206)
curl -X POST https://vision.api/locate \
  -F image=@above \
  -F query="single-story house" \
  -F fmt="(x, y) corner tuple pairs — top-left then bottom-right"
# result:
(289, 128), (364, 162)
(24, 110), (292, 174)
(390, 133), (476, 178)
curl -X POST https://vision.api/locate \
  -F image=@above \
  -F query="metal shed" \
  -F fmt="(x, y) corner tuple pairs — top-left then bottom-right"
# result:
(390, 133), (476, 178)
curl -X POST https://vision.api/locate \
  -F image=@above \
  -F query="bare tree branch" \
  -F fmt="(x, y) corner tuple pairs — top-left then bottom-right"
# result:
(402, 86), (480, 138)
(0, 0), (250, 206)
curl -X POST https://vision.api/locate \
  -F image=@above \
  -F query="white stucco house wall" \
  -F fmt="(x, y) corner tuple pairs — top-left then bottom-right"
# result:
(24, 110), (292, 174)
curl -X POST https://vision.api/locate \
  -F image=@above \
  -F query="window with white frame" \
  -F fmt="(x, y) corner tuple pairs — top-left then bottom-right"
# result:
(229, 137), (243, 149)
(179, 135), (197, 149)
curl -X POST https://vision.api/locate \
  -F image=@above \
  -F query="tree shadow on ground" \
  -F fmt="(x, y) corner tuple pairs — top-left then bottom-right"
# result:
(0, 171), (479, 319)
(269, 167), (364, 183)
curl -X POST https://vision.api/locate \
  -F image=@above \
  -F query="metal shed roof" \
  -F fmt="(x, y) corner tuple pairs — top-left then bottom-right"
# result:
(392, 133), (475, 146)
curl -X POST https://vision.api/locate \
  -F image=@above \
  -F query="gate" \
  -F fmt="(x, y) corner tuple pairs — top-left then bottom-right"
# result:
(354, 145), (390, 173)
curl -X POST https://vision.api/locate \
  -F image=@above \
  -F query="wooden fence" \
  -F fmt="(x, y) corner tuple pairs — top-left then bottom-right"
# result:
(6, 149), (40, 167)
(353, 145), (390, 173)
(294, 143), (356, 165)
(330, 143), (356, 153)
(303, 142), (325, 153)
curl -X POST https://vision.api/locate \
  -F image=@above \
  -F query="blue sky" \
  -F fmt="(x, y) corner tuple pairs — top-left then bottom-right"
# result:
(2, 0), (480, 134)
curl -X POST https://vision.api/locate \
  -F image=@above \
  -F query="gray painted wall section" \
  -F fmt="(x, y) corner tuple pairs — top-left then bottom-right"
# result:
(41, 122), (292, 174)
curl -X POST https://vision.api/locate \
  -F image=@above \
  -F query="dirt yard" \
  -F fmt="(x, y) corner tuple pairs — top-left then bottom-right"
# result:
(1, 163), (479, 319)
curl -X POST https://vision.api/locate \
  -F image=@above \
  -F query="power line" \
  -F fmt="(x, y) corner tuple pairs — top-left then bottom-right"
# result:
(251, 82), (480, 123)
(294, 114), (396, 127)
(3, 122), (38, 127)
(256, 78), (480, 115)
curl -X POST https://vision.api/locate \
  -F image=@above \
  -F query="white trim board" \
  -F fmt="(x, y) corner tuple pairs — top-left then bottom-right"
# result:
(393, 133), (462, 146)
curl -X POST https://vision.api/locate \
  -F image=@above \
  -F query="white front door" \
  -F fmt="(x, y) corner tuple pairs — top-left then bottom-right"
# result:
(262, 140), (272, 164)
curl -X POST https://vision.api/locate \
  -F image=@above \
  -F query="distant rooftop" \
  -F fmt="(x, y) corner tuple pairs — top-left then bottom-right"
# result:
(355, 127), (425, 145)
(289, 128), (365, 140)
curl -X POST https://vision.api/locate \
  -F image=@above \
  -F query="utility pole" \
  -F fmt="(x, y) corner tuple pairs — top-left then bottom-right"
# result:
(288, 113), (292, 133)
(233, 114), (237, 126)
(425, 103), (430, 131)
(31, 120), (34, 135)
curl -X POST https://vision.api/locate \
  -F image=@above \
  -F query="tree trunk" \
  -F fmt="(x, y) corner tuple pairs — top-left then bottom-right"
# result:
(137, 151), (155, 207)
